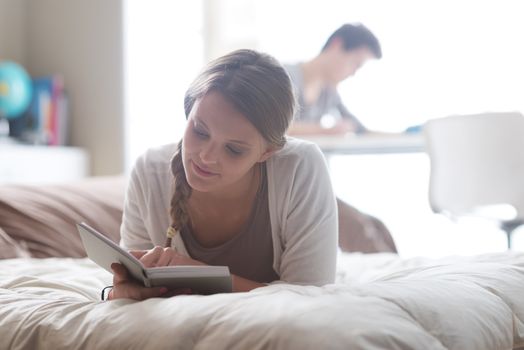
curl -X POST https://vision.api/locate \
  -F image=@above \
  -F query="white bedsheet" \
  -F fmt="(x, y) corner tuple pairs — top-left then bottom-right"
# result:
(1, 252), (523, 350)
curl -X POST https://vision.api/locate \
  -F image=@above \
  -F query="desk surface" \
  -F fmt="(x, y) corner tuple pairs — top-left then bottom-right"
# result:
(297, 133), (426, 155)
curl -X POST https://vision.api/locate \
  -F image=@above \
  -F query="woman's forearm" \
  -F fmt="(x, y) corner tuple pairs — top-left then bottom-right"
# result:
(231, 274), (265, 292)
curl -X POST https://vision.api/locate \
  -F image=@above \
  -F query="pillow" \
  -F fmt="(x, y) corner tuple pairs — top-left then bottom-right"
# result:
(0, 176), (126, 258)
(337, 198), (397, 253)
(0, 227), (30, 259)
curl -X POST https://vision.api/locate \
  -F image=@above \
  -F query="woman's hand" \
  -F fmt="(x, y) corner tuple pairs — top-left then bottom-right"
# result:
(108, 246), (202, 301)
(130, 247), (206, 267)
(109, 262), (170, 300)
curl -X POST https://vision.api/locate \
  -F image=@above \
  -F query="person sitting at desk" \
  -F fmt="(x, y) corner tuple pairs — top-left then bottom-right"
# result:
(285, 23), (382, 136)
(284, 23), (396, 254)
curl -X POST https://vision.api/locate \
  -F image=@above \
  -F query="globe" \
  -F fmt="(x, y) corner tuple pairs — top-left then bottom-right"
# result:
(0, 61), (33, 120)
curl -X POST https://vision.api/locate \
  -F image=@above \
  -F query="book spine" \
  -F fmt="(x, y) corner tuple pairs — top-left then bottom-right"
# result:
(49, 76), (64, 146)
(57, 92), (69, 145)
(142, 269), (152, 287)
(32, 77), (52, 145)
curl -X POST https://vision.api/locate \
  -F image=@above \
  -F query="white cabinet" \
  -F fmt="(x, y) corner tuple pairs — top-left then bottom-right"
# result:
(0, 142), (89, 184)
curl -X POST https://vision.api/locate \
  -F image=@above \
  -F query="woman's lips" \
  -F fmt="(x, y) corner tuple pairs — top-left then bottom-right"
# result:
(191, 160), (218, 177)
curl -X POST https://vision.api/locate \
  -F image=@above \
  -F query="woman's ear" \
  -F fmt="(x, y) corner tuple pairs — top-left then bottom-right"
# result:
(258, 145), (280, 163)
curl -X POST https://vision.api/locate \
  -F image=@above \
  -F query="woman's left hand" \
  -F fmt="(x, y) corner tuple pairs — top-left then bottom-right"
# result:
(130, 246), (206, 268)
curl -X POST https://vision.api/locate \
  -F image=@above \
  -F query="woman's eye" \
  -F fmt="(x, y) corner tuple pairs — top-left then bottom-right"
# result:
(227, 146), (243, 156)
(193, 129), (208, 138)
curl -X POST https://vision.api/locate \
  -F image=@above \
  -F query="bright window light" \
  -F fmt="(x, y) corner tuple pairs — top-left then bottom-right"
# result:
(124, 0), (204, 172)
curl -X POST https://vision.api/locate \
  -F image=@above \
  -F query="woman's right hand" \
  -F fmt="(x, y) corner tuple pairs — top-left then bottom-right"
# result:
(108, 262), (169, 301)
(108, 246), (193, 301)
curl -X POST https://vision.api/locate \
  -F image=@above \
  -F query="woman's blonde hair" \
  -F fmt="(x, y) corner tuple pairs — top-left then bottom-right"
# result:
(165, 49), (296, 246)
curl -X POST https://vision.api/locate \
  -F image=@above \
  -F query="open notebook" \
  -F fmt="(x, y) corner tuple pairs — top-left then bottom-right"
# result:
(77, 222), (232, 294)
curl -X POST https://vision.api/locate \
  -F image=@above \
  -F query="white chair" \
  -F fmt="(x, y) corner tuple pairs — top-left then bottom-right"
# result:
(424, 111), (524, 249)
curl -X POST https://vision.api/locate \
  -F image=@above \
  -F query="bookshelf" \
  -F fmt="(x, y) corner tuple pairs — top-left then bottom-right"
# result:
(0, 142), (89, 184)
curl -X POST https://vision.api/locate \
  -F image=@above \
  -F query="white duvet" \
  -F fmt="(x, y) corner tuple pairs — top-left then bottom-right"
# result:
(1, 252), (523, 350)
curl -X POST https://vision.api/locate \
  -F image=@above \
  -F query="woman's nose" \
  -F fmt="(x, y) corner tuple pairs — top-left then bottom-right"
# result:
(200, 144), (219, 164)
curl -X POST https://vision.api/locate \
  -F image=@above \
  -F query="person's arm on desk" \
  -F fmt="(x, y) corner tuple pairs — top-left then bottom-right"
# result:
(287, 119), (356, 136)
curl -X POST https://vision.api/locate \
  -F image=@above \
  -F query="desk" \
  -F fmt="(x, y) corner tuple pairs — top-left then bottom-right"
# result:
(298, 133), (426, 155)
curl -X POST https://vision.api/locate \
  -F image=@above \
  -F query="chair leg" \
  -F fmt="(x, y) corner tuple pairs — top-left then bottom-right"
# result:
(505, 229), (512, 250)
(500, 221), (523, 250)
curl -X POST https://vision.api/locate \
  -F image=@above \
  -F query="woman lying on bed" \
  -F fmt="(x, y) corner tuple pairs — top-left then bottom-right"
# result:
(108, 49), (338, 300)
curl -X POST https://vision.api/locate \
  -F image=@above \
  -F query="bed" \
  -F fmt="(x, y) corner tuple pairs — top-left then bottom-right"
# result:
(1, 177), (523, 349)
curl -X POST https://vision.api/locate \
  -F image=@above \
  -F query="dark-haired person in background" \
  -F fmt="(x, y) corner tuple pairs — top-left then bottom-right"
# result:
(285, 23), (397, 254)
(286, 23), (382, 136)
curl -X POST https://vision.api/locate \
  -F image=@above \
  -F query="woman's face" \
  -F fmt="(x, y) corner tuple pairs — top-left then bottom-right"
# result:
(182, 91), (276, 196)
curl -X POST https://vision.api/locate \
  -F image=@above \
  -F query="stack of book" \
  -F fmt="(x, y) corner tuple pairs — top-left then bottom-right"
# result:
(9, 75), (69, 146)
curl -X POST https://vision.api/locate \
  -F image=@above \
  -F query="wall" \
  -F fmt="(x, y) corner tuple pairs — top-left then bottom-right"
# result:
(25, 0), (125, 176)
(0, 0), (28, 66)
